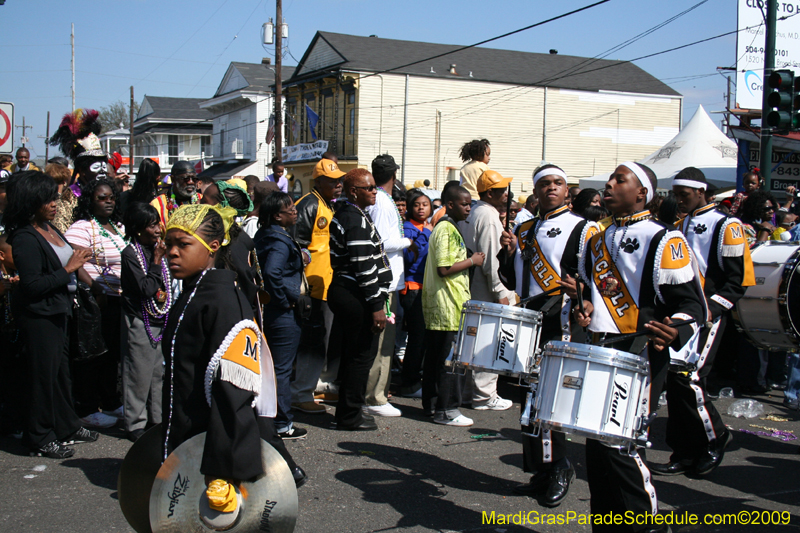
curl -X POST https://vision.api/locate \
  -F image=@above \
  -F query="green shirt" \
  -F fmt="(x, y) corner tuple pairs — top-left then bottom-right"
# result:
(422, 220), (470, 331)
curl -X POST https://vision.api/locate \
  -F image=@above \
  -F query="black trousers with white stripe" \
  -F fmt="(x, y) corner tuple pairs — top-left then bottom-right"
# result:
(665, 316), (728, 461)
(520, 386), (567, 471)
(586, 344), (670, 533)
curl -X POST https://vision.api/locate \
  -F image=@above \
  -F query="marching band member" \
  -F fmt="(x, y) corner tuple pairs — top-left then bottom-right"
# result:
(498, 164), (599, 507)
(574, 162), (705, 533)
(649, 167), (754, 477)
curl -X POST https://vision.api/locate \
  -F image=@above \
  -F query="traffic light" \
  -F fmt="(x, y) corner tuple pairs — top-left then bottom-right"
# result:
(766, 69), (799, 131)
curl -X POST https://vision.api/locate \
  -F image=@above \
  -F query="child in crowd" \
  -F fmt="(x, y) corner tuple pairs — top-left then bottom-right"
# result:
(161, 203), (304, 517)
(119, 202), (170, 442)
(399, 189), (433, 397)
(0, 234), (23, 437)
(421, 185), (485, 426)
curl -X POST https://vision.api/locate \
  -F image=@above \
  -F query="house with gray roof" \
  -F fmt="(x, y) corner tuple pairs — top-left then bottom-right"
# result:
(133, 96), (212, 174)
(198, 60), (296, 180)
(281, 31), (683, 197)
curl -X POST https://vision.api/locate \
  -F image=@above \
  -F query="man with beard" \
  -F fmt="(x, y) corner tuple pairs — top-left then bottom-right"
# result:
(151, 161), (201, 226)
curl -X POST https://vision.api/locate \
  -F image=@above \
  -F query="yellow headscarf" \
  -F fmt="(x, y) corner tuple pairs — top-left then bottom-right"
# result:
(165, 203), (237, 252)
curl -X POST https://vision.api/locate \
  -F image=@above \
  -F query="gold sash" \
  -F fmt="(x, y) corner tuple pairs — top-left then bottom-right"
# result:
(590, 234), (640, 333)
(522, 235), (561, 292)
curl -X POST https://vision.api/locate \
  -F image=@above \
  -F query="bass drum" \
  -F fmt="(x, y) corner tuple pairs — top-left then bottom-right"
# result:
(736, 241), (800, 351)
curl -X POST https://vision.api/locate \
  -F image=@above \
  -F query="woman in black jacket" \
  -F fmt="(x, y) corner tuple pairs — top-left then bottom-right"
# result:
(254, 192), (306, 439)
(4, 171), (96, 458)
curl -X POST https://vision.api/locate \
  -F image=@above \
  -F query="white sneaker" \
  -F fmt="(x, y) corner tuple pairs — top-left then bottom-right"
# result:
(106, 406), (124, 419)
(473, 396), (513, 411)
(434, 414), (473, 427)
(362, 403), (402, 417)
(80, 412), (118, 429)
(315, 380), (340, 395)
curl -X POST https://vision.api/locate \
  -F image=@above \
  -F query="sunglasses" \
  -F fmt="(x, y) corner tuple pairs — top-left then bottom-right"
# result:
(353, 185), (378, 192)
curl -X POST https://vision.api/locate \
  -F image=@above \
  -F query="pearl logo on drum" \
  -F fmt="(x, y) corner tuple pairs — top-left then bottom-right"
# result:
(608, 378), (630, 428)
(496, 324), (516, 364)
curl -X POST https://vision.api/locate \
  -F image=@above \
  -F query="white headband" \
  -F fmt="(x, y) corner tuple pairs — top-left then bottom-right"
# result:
(620, 161), (655, 203)
(672, 178), (707, 191)
(533, 167), (568, 186)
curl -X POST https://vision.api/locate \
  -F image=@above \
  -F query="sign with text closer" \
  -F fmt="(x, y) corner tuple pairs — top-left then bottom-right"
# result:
(736, 0), (800, 110)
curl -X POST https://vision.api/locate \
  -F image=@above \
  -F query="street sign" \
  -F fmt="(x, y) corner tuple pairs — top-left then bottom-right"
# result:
(0, 102), (13, 154)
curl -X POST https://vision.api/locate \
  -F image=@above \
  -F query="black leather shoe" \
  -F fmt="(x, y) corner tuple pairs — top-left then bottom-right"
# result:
(512, 469), (550, 496)
(695, 430), (733, 476)
(541, 462), (574, 508)
(337, 419), (378, 431)
(292, 466), (308, 488)
(649, 460), (692, 476)
(361, 413), (375, 422)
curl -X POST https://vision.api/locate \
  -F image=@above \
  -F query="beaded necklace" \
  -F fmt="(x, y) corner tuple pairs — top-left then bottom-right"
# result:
(167, 191), (199, 214)
(345, 201), (390, 269)
(90, 217), (128, 295)
(133, 241), (173, 343)
(164, 268), (210, 461)
(378, 187), (404, 237)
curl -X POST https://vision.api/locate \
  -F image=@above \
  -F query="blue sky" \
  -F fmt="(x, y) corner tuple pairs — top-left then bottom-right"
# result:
(2, 0), (739, 160)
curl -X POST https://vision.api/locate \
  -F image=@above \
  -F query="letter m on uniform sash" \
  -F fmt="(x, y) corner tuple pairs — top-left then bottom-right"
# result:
(730, 226), (742, 240)
(669, 242), (684, 262)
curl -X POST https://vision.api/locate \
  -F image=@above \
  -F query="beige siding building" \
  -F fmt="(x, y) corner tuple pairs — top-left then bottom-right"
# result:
(282, 32), (681, 197)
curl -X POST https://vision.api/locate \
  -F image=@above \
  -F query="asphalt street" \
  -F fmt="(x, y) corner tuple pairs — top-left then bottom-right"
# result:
(1, 379), (798, 533)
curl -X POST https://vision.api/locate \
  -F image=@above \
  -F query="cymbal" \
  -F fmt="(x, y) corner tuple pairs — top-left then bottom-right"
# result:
(118, 424), (165, 533)
(148, 432), (298, 532)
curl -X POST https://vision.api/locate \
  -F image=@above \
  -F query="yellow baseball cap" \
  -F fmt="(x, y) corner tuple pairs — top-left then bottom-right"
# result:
(312, 158), (345, 179)
(476, 169), (512, 193)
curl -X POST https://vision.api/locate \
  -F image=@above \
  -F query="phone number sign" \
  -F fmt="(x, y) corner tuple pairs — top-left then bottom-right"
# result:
(736, 0), (800, 109)
(0, 102), (13, 155)
(749, 148), (800, 192)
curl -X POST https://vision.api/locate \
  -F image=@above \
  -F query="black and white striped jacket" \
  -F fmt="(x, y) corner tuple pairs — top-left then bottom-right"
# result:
(330, 202), (392, 311)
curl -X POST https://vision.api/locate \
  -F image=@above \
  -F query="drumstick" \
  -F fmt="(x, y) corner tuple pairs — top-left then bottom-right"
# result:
(505, 188), (514, 232)
(516, 286), (560, 307)
(593, 319), (697, 346)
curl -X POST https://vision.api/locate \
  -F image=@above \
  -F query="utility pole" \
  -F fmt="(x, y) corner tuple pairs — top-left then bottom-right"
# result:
(274, 0), (283, 162)
(71, 23), (75, 112)
(16, 117), (32, 147)
(130, 86), (135, 176)
(44, 111), (50, 161)
(760, 0), (778, 192)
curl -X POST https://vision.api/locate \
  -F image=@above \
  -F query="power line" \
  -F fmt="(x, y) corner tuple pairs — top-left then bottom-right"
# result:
(138, 0), (233, 83)
(356, 0), (611, 81)
(185, 0), (265, 97)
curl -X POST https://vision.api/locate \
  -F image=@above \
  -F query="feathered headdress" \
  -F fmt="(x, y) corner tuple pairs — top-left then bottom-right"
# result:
(49, 109), (106, 160)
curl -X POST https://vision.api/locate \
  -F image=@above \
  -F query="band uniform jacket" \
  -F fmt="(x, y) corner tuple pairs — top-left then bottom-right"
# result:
(498, 205), (599, 341)
(161, 269), (264, 481)
(578, 210), (705, 353)
(675, 203), (755, 318)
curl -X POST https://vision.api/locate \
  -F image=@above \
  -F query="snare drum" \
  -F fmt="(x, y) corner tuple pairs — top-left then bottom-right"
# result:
(531, 341), (650, 446)
(736, 241), (800, 350)
(451, 301), (543, 378)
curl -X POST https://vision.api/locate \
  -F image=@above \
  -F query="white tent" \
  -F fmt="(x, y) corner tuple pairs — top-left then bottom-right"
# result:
(578, 105), (738, 190)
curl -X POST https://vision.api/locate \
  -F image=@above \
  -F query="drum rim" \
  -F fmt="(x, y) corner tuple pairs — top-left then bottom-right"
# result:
(536, 420), (640, 447)
(543, 341), (649, 373)
(462, 300), (544, 321)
